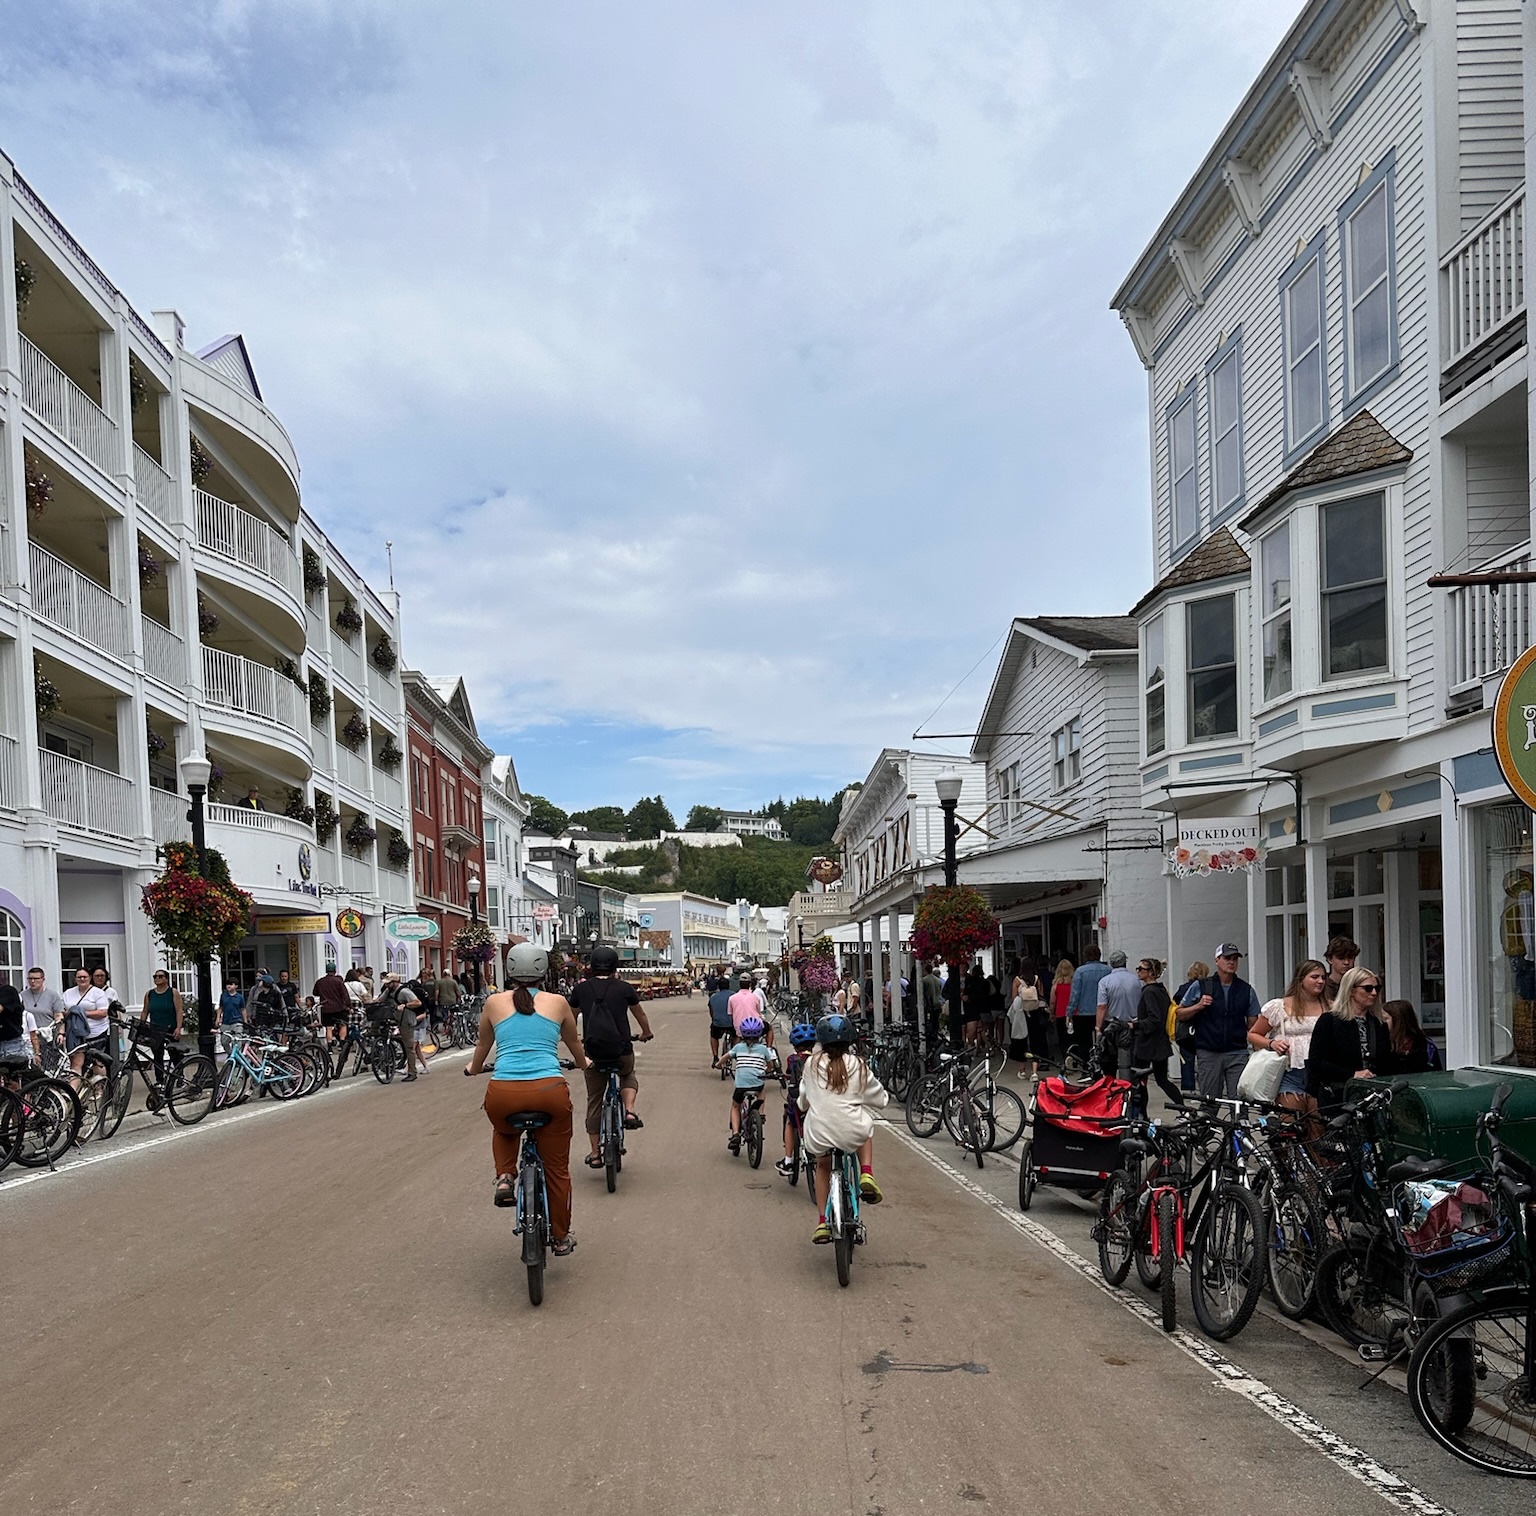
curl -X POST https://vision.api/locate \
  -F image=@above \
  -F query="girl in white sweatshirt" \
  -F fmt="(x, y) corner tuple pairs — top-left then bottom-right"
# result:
(797, 1032), (889, 1244)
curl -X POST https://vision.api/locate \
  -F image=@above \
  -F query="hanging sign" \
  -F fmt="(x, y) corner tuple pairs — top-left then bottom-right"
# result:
(256, 914), (331, 935)
(1170, 817), (1266, 878)
(532, 903), (558, 922)
(335, 908), (366, 940)
(1493, 643), (1536, 809)
(386, 914), (439, 942)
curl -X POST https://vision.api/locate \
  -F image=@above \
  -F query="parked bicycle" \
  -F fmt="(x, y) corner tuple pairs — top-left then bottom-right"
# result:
(95, 1013), (216, 1138)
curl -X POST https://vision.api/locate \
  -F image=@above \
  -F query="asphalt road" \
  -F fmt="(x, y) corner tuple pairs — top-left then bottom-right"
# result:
(0, 995), (1521, 1515)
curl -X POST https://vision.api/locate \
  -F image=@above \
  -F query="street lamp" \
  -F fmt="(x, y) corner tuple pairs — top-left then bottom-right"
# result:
(466, 871), (482, 997)
(934, 767), (963, 888)
(178, 751), (217, 1061)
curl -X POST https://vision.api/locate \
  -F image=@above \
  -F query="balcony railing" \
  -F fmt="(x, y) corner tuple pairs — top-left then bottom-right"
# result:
(334, 743), (370, 795)
(30, 543), (130, 657)
(150, 786), (188, 845)
(1447, 541), (1535, 694)
(341, 852), (374, 893)
(0, 734), (18, 810)
(133, 445), (176, 526)
(202, 646), (302, 733)
(373, 768), (405, 815)
(331, 632), (365, 690)
(306, 606), (327, 649)
(195, 490), (300, 602)
(39, 748), (136, 840)
(207, 803), (314, 842)
(379, 866), (413, 909)
(18, 335), (118, 475)
(1443, 186), (1526, 368)
(141, 615), (185, 687)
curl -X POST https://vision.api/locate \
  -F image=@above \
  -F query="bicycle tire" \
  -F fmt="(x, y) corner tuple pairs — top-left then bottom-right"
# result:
(1406, 1296), (1528, 1476)
(1314, 1239), (1394, 1348)
(216, 1062), (250, 1110)
(1017, 1138), (1035, 1211)
(829, 1173), (852, 1288)
(165, 1056), (218, 1125)
(905, 1073), (945, 1139)
(268, 1053), (308, 1101)
(97, 1060), (134, 1140)
(603, 1107), (619, 1194)
(16, 1078), (81, 1167)
(295, 1045), (325, 1097)
(74, 1049), (112, 1138)
(1096, 1170), (1135, 1286)
(943, 1089), (991, 1168)
(520, 1164), (546, 1306)
(1267, 1183), (1324, 1320)
(747, 1105), (764, 1169)
(1157, 1190), (1178, 1333)
(983, 1086), (1026, 1152)
(1189, 1181), (1266, 1342)
(785, 1118), (801, 1187)
(372, 1041), (398, 1086)
(0, 1085), (25, 1170)
(1134, 1213), (1162, 1291)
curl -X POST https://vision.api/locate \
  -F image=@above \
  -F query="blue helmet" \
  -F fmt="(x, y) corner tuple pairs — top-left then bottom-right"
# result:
(815, 1012), (853, 1047)
(738, 1014), (765, 1038)
(789, 1021), (818, 1049)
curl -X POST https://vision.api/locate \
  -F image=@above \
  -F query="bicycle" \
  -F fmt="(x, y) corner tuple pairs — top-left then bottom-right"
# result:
(822, 1145), (866, 1288)
(592, 1060), (628, 1192)
(330, 1015), (400, 1084)
(215, 1030), (307, 1108)
(734, 1084), (770, 1169)
(0, 1056), (83, 1169)
(95, 1015), (217, 1138)
(494, 1055), (578, 1307)
(906, 1049), (994, 1168)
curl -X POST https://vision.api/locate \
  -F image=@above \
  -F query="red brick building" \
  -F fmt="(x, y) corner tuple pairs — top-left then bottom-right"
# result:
(402, 673), (492, 978)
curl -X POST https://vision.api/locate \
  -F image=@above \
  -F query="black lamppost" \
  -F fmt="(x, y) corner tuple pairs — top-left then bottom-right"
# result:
(467, 871), (482, 997)
(179, 751), (217, 1061)
(934, 766), (964, 1048)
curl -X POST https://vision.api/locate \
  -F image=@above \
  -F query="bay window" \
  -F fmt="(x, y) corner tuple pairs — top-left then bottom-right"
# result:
(1187, 594), (1237, 741)
(1144, 614), (1166, 756)
(1321, 493), (1388, 677)
(1260, 522), (1292, 701)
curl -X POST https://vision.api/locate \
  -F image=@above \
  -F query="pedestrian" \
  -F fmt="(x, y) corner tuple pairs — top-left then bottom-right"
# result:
(1382, 999), (1441, 1075)
(62, 967), (111, 1075)
(0, 977), (26, 1061)
(386, 974), (426, 1080)
(1048, 958), (1074, 1064)
(248, 972), (286, 1028)
(141, 969), (184, 1083)
(1305, 966), (1389, 1108)
(91, 966), (113, 996)
(1095, 949), (1141, 1078)
(1320, 936), (1360, 1008)
(1171, 960), (1207, 1093)
(236, 785), (266, 811)
(312, 964), (350, 1046)
(1007, 959), (1043, 1073)
(961, 963), (987, 1046)
(920, 961), (943, 1050)
(20, 967), (64, 1047)
(275, 969), (299, 1013)
(1177, 943), (1261, 1100)
(218, 977), (246, 1053)
(1248, 959), (1326, 1117)
(1130, 958), (1183, 1115)
(1066, 945), (1110, 1065)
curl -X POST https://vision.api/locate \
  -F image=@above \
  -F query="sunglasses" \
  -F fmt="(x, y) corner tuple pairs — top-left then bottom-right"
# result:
(1357, 983), (1380, 993)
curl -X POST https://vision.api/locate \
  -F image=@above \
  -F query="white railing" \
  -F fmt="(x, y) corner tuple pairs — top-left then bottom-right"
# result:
(141, 615), (185, 686)
(1443, 186), (1526, 367)
(368, 654), (398, 698)
(195, 490), (299, 602)
(331, 632), (365, 690)
(312, 844), (340, 886)
(30, 542), (130, 657)
(1448, 541), (1535, 693)
(341, 852), (374, 893)
(0, 734), (18, 810)
(150, 787), (188, 845)
(201, 646), (302, 733)
(207, 803), (314, 841)
(334, 742), (371, 795)
(18, 335), (118, 474)
(38, 748), (136, 839)
(306, 607), (327, 648)
(133, 445), (176, 525)
(379, 866), (413, 908)
(373, 768), (404, 815)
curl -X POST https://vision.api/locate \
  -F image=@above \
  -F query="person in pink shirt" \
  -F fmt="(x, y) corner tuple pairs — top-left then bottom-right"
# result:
(729, 972), (774, 1047)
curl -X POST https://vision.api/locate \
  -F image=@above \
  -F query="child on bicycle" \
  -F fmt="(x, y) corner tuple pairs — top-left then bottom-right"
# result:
(775, 1020), (818, 1178)
(797, 1011), (889, 1243)
(722, 1014), (778, 1154)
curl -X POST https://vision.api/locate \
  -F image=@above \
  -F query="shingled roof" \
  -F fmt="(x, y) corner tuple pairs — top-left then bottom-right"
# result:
(1020, 615), (1139, 652)
(1240, 410), (1412, 529)
(1130, 527), (1250, 617)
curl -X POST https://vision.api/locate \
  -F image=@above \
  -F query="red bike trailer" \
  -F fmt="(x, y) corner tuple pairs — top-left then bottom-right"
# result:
(1018, 1074), (1132, 1211)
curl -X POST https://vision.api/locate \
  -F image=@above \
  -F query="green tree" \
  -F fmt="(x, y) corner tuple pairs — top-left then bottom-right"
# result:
(525, 793), (569, 836)
(684, 804), (723, 832)
(625, 795), (677, 840)
(569, 805), (626, 833)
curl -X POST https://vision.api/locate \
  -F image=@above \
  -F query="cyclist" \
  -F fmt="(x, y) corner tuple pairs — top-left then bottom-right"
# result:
(798, 1011), (888, 1242)
(775, 1020), (818, 1177)
(570, 945), (654, 1169)
(465, 943), (589, 1257)
(707, 978), (735, 1066)
(729, 971), (773, 1048)
(722, 1013), (777, 1153)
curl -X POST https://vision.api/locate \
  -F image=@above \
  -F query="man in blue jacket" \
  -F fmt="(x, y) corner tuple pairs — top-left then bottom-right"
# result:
(1065, 944), (1111, 1064)
(1176, 942), (1261, 1099)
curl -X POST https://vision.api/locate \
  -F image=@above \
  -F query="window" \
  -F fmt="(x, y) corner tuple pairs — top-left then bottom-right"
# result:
(488, 885), (500, 928)
(1144, 615), (1166, 757)
(1168, 387), (1198, 548)
(1343, 167), (1394, 399)
(1208, 338), (1243, 516)
(1051, 718), (1082, 791)
(995, 761), (1020, 830)
(0, 907), (22, 988)
(485, 818), (498, 862)
(417, 841), (436, 898)
(1321, 493), (1388, 677)
(1283, 243), (1326, 452)
(1260, 522), (1292, 701)
(1186, 595), (1238, 741)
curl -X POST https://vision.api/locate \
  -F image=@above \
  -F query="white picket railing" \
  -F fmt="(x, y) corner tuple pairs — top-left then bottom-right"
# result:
(18, 336), (119, 474)
(331, 632), (365, 690)
(341, 852), (374, 894)
(1443, 186), (1526, 367)
(207, 803), (313, 842)
(150, 786), (189, 845)
(201, 646), (302, 733)
(1447, 541), (1535, 693)
(30, 543), (130, 657)
(334, 742), (371, 795)
(195, 490), (300, 601)
(0, 734), (18, 810)
(373, 768), (405, 816)
(379, 866), (413, 908)
(141, 615), (185, 687)
(38, 748), (136, 839)
(133, 445), (176, 525)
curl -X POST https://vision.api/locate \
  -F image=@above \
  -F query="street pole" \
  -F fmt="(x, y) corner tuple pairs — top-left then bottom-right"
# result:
(467, 873), (482, 997)
(180, 752), (217, 1062)
(935, 767), (964, 1049)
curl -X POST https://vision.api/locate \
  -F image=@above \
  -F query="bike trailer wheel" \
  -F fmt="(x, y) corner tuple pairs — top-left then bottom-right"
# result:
(1017, 1138), (1036, 1211)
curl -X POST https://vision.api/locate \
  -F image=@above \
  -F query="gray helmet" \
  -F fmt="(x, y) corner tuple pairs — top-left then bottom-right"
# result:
(505, 943), (549, 986)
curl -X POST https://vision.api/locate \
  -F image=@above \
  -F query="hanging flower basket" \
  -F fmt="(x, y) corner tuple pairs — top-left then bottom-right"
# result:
(374, 733), (403, 770)
(370, 634), (397, 674)
(340, 711), (369, 752)
(334, 598), (363, 637)
(302, 544), (326, 597)
(138, 544), (162, 585)
(25, 457), (52, 517)
(14, 257), (35, 314)
(273, 656), (304, 688)
(790, 933), (839, 992)
(314, 792), (339, 845)
(453, 921), (498, 963)
(207, 763), (226, 801)
(386, 828), (411, 868)
(308, 672), (332, 722)
(141, 841), (253, 961)
(146, 728), (167, 760)
(283, 786), (315, 827)
(34, 661), (60, 722)
(189, 437), (212, 485)
(343, 815), (377, 856)
(910, 886), (997, 968)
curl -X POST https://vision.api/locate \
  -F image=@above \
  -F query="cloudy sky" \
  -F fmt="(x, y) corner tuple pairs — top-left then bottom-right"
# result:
(1, 0), (1299, 813)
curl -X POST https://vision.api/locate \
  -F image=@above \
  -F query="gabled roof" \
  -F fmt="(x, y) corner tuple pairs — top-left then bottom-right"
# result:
(490, 752), (523, 803)
(194, 334), (261, 399)
(1239, 410), (1412, 529)
(1130, 527), (1251, 618)
(1020, 616), (1139, 653)
(403, 671), (494, 763)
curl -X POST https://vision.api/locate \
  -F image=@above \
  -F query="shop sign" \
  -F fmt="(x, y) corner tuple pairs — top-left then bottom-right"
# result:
(532, 903), (558, 922)
(298, 843), (313, 881)
(256, 914), (331, 935)
(1169, 817), (1265, 878)
(335, 908), (366, 940)
(1493, 643), (1536, 809)
(386, 914), (439, 941)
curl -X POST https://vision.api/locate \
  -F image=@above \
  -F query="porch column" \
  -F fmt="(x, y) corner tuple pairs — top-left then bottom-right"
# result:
(913, 903), (926, 1056)
(1305, 836), (1329, 965)
(1440, 758), (1473, 1068)
(1245, 862), (1267, 998)
(1382, 849), (1415, 1005)
(868, 911), (884, 1030)
(854, 916), (864, 1003)
(887, 902), (902, 1031)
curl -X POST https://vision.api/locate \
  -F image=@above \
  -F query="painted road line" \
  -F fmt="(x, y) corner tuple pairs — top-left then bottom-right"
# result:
(884, 1122), (1455, 1516)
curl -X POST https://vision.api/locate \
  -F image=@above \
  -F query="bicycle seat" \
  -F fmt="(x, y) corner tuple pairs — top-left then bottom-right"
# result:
(1382, 1154), (1457, 1185)
(507, 1113), (551, 1130)
(0, 1055), (30, 1074)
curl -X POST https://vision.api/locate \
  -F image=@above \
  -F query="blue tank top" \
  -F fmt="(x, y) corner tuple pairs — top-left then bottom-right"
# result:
(492, 1011), (561, 1081)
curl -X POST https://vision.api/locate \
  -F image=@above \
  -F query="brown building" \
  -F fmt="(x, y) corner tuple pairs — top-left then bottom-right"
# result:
(403, 673), (492, 977)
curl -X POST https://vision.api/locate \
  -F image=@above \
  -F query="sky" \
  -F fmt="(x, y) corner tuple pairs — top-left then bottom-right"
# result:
(0, 0), (1301, 814)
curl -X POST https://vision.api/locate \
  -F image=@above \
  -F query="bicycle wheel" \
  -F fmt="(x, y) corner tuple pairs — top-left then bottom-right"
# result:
(603, 1107), (619, 1194)
(1096, 1170), (1136, 1285)
(1406, 1297), (1528, 1475)
(16, 1079), (81, 1167)
(267, 1053), (308, 1101)
(1017, 1138), (1036, 1211)
(216, 1061), (250, 1110)
(372, 1040), (398, 1086)
(292, 1045), (323, 1097)
(785, 1118), (801, 1187)
(943, 1089), (991, 1168)
(0, 1085), (25, 1171)
(1267, 1183), (1324, 1320)
(747, 1104), (764, 1169)
(828, 1172), (852, 1288)
(1189, 1182), (1266, 1342)
(905, 1074), (945, 1139)
(165, 1056), (217, 1125)
(1156, 1190), (1179, 1332)
(520, 1165), (546, 1307)
(1134, 1208), (1162, 1290)
(98, 1061), (135, 1140)
(983, 1086), (1026, 1152)
(74, 1049), (112, 1138)
(1314, 1240), (1395, 1349)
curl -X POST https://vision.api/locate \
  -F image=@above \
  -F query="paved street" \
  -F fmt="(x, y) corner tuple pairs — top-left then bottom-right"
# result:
(1, 996), (1522, 1516)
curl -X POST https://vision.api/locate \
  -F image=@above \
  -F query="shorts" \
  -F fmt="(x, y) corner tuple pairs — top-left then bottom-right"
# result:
(1278, 1066), (1308, 1096)
(321, 1010), (348, 1028)
(732, 1085), (765, 1105)
(710, 1020), (733, 1036)
(583, 1053), (637, 1133)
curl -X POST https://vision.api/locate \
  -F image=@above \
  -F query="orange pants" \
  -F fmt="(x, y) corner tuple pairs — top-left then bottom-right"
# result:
(483, 1077), (574, 1238)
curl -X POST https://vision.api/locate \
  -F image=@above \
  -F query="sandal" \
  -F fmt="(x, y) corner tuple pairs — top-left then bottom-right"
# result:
(584, 1154), (604, 1169)
(493, 1173), (516, 1207)
(623, 1114), (643, 1129)
(551, 1236), (577, 1257)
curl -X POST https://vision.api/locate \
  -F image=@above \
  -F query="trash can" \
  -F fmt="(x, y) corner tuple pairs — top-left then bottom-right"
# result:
(1377, 1068), (1536, 1169)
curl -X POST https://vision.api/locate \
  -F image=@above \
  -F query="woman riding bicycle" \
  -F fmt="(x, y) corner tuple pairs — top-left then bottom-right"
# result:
(465, 944), (589, 1256)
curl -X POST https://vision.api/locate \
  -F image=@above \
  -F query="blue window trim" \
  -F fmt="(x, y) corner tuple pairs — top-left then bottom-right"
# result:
(1279, 228), (1329, 468)
(1336, 149), (1398, 416)
(1205, 327), (1245, 525)
(1165, 377), (1200, 562)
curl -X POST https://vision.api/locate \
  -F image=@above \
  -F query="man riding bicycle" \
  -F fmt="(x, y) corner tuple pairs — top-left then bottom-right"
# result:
(570, 946), (653, 1170)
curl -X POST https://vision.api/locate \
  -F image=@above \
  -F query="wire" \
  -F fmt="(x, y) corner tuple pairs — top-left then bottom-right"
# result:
(911, 627), (1008, 741)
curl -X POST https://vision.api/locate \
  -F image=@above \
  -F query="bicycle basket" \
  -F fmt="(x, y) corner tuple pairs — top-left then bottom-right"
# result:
(1396, 1173), (1516, 1289)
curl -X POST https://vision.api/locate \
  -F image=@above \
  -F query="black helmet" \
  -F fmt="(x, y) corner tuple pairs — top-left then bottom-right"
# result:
(816, 1012), (853, 1047)
(590, 945), (620, 974)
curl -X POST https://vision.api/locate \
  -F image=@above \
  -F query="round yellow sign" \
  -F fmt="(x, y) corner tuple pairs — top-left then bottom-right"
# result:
(1492, 642), (1536, 809)
(335, 908), (366, 940)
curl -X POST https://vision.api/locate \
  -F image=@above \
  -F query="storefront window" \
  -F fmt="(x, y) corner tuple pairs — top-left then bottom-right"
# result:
(1475, 803), (1533, 1067)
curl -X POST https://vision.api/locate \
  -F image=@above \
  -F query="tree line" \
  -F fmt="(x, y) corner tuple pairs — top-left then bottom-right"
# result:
(522, 790), (846, 847)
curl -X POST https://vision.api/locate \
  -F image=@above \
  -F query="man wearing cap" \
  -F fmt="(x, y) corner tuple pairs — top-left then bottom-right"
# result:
(1177, 943), (1261, 1099)
(236, 785), (266, 812)
(1095, 949), (1141, 1078)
